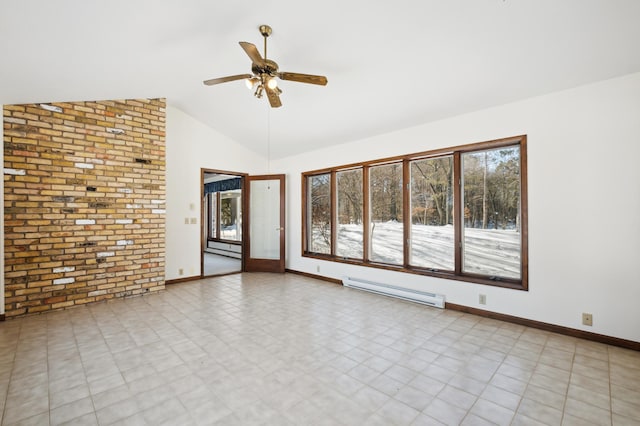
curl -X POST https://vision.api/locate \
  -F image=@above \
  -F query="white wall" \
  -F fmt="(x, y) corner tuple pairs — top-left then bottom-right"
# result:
(272, 72), (640, 343)
(165, 105), (265, 281)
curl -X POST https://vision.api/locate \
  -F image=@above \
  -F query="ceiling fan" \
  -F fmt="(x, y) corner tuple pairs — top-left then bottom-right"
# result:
(203, 25), (328, 108)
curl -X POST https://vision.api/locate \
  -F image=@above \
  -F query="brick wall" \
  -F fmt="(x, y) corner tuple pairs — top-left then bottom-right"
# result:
(3, 98), (166, 317)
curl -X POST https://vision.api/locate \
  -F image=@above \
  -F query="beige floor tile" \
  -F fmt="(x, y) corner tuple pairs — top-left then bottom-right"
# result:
(0, 272), (638, 426)
(378, 398), (420, 424)
(561, 412), (601, 426)
(489, 373), (528, 395)
(480, 384), (522, 411)
(447, 373), (487, 396)
(50, 383), (91, 410)
(517, 398), (563, 425)
(423, 397), (468, 425)
(564, 397), (612, 425)
(528, 371), (569, 395)
(91, 383), (133, 411)
(510, 413), (549, 426)
(523, 383), (566, 410)
(461, 413), (498, 426)
(469, 398), (515, 426)
(437, 384), (478, 410)
(5, 412), (51, 426)
(49, 396), (94, 426)
(612, 413), (640, 426)
(370, 372), (404, 396)
(409, 374), (447, 397)
(612, 398), (640, 421)
(352, 385), (391, 412)
(348, 363), (380, 384)
(394, 384), (434, 411)
(568, 382), (610, 410)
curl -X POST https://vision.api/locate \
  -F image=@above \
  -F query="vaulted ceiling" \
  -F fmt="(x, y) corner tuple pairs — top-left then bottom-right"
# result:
(2, 1), (639, 159)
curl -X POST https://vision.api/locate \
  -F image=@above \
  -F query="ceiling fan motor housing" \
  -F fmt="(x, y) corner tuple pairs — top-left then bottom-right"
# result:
(252, 59), (279, 77)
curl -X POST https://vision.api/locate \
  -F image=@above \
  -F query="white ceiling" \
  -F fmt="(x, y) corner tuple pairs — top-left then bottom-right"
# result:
(2, 1), (639, 159)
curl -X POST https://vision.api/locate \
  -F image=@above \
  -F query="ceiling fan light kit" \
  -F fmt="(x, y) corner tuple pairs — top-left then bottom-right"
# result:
(203, 25), (327, 108)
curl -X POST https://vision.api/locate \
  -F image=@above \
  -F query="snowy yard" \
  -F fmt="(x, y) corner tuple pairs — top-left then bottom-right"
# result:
(314, 222), (520, 279)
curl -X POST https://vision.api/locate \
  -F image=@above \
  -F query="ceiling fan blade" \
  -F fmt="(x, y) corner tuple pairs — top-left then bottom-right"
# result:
(265, 86), (282, 108)
(203, 74), (252, 86)
(279, 72), (328, 86)
(239, 42), (265, 66)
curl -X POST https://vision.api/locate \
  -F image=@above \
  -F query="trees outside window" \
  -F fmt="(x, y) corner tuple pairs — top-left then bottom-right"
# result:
(302, 135), (527, 290)
(410, 156), (454, 271)
(337, 168), (363, 259)
(462, 146), (521, 279)
(308, 173), (331, 254)
(369, 163), (403, 265)
(208, 190), (242, 242)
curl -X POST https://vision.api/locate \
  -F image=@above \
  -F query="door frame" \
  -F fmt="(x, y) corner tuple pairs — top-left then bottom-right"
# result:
(243, 174), (286, 273)
(200, 168), (247, 277)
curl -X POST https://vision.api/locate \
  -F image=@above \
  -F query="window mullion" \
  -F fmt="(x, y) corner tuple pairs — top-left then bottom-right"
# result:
(453, 152), (462, 275)
(207, 194), (212, 239)
(215, 192), (220, 239)
(402, 159), (410, 268)
(330, 170), (337, 257)
(363, 166), (370, 262)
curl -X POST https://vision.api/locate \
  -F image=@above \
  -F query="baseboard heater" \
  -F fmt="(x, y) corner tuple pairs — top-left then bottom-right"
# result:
(342, 276), (445, 309)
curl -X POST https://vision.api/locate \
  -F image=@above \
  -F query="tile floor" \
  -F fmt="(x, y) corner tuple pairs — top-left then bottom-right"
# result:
(0, 273), (639, 426)
(203, 253), (241, 277)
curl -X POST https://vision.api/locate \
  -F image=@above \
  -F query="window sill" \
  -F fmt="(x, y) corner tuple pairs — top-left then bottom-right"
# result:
(302, 252), (527, 291)
(208, 238), (242, 245)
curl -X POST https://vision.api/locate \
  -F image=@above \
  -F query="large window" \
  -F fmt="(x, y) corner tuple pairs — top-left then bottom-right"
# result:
(208, 189), (242, 242)
(220, 190), (242, 241)
(302, 136), (528, 290)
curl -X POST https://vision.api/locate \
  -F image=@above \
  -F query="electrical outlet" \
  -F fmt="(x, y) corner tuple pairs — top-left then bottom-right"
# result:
(178, 268), (184, 275)
(190, 217), (197, 224)
(184, 217), (189, 224)
(479, 294), (487, 305)
(582, 313), (593, 326)
(316, 265), (320, 273)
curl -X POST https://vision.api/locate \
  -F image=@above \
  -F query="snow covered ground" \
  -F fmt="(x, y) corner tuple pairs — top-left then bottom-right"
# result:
(313, 221), (520, 279)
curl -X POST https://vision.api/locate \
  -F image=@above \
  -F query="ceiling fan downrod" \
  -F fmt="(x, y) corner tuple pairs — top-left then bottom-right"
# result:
(259, 25), (272, 60)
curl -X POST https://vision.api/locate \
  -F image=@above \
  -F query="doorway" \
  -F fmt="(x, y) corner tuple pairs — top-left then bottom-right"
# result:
(201, 169), (245, 277)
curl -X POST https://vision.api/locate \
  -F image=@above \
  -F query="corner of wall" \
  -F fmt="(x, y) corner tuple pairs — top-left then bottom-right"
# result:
(1, 107), (4, 315)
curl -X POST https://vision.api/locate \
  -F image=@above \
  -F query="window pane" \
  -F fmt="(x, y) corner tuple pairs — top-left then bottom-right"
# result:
(409, 156), (454, 270)
(220, 189), (242, 241)
(462, 146), (521, 279)
(369, 163), (403, 265)
(337, 169), (363, 259)
(308, 174), (331, 254)
(249, 179), (280, 259)
(210, 193), (217, 239)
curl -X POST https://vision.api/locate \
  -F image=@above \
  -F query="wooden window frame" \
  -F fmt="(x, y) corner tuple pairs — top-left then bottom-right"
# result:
(301, 135), (528, 291)
(207, 191), (243, 245)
